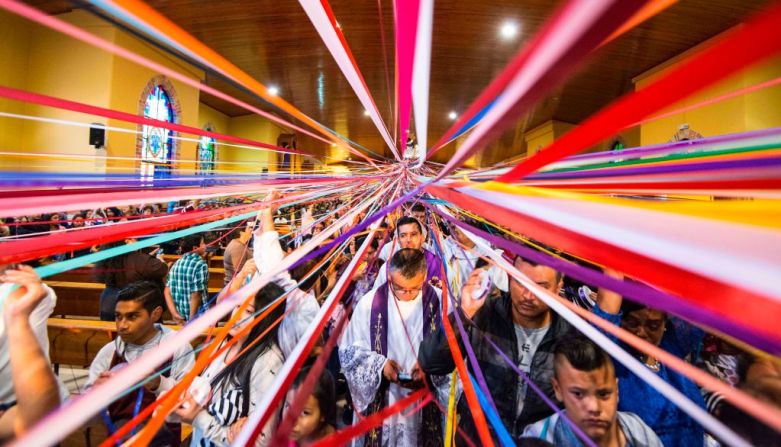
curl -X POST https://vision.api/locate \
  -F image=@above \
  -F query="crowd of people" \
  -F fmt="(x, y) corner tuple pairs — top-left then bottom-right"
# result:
(1, 194), (780, 446)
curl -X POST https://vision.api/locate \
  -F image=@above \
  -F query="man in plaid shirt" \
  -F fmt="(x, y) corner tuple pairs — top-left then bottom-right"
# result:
(164, 234), (209, 324)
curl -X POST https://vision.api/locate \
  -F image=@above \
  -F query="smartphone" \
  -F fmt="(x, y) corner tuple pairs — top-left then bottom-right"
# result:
(397, 372), (413, 385)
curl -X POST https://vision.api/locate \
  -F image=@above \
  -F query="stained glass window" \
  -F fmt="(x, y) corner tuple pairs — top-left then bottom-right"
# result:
(141, 85), (175, 177)
(198, 135), (216, 174)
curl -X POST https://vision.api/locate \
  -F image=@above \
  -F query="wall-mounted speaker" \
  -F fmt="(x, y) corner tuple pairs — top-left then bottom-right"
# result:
(89, 124), (106, 148)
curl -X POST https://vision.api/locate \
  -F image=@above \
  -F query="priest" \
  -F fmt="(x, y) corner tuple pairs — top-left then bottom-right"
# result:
(339, 248), (445, 447)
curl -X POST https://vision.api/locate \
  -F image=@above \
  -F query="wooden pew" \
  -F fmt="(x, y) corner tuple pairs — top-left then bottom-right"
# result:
(209, 267), (225, 289)
(48, 318), (207, 371)
(48, 265), (226, 295)
(47, 265), (95, 283)
(48, 281), (224, 318)
(162, 254), (224, 268)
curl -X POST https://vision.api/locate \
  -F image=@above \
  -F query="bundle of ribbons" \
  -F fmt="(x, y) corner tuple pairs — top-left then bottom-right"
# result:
(2, 0), (781, 446)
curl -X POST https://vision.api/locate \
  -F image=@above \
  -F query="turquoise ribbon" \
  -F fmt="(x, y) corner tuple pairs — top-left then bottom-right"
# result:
(468, 371), (515, 447)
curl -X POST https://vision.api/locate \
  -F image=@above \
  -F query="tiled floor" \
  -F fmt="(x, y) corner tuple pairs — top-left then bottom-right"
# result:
(59, 366), (90, 397)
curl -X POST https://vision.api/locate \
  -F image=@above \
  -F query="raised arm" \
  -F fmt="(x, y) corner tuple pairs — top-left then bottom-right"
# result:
(0, 266), (60, 438)
(596, 267), (624, 314)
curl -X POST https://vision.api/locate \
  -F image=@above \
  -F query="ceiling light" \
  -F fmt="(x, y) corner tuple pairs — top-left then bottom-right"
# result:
(268, 85), (279, 96)
(499, 21), (519, 40)
(363, 109), (370, 116)
(448, 111), (457, 120)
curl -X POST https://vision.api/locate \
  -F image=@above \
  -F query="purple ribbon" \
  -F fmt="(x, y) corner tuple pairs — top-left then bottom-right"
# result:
(427, 231), (500, 416)
(555, 126), (781, 164)
(428, 219), (597, 447)
(428, 203), (781, 355)
(531, 154), (781, 180)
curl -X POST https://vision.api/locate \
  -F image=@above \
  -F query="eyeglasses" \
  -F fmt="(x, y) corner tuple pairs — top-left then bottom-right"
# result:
(389, 282), (423, 297)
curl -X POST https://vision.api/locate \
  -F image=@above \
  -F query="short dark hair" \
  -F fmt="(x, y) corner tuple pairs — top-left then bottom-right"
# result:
(554, 332), (613, 377)
(116, 281), (164, 314)
(514, 255), (563, 283)
(389, 248), (427, 279)
(620, 299), (648, 315)
(180, 234), (204, 253)
(411, 203), (426, 213)
(396, 216), (422, 236)
(293, 366), (336, 428)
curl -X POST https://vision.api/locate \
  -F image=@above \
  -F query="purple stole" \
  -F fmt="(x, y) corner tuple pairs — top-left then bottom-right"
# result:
(424, 249), (444, 288)
(365, 282), (443, 447)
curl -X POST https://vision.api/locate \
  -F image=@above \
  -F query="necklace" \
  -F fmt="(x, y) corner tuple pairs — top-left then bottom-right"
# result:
(645, 357), (661, 372)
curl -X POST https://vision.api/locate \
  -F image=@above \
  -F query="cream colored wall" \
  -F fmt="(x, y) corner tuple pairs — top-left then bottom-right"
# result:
(224, 115), (283, 173)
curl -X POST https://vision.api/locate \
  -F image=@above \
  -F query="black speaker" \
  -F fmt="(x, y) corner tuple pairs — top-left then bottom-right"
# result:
(89, 124), (105, 148)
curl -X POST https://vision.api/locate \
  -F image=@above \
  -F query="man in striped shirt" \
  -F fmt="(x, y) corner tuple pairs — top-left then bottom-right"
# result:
(164, 235), (209, 324)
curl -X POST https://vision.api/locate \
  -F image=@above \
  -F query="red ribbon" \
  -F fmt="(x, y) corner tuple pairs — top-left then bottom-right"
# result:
(427, 0), (648, 160)
(497, 3), (781, 181)
(394, 0), (420, 151)
(427, 184), (781, 348)
(241, 230), (381, 446)
(311, 389), (430, 447)
(270, 231), (377, 444)
(0, 85), (306, 156)
(430, 226), (496, 447)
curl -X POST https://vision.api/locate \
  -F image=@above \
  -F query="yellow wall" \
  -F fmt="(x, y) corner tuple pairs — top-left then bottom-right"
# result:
(223, 115), (282, 173)
(0, 11), (115, 172)
(635, 29), (781, 145)
(198, 103), (229, 169)
(107, 29), (204, 172)
(0, 10), (289, 176)
(0, 12), (32, 163)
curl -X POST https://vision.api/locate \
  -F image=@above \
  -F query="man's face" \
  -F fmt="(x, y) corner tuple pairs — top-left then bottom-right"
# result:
(115, 300), (159, 345)
(241, 224), (254, 241)
(453, 226), (472, 248)
(195, 238), (207, 256)
(509, 259), (560, 323)
(552, 357), (619, 442)
(72, 216), (85, 228)
(397, 223), (423, 250)
(412, 210), (426, 224)
(389, 269), (426, 302)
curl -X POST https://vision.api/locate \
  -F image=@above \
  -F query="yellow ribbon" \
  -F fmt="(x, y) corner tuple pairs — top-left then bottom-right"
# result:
(474, 181), (781, 230)
(445, 370), (458, 447)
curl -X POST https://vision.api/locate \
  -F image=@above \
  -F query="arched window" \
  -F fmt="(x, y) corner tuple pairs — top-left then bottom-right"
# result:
(198, 132), (216, 175)
(138, 78), (180, 179)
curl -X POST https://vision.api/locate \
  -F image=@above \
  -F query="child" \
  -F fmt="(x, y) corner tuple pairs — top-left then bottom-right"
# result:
(284, 366), (336, 446)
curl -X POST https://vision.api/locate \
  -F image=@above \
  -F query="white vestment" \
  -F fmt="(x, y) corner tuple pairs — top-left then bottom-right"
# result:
(441, 234), (509, 296)
(339, 287), (446, 447)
